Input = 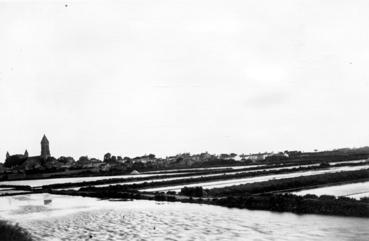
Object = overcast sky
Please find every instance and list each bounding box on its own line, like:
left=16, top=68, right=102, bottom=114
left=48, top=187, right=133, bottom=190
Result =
left=1, top=0, right=369, bottom=160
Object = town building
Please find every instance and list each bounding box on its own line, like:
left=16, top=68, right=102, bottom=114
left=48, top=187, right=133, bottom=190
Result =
left=4, top=135, right=52, bottom=168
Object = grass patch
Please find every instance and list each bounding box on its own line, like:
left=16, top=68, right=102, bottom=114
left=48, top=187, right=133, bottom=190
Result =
left=0, top=220, right=34, bottom=241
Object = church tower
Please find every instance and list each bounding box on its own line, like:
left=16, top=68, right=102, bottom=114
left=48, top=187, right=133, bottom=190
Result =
left=41, top=135, right=50, bottom=159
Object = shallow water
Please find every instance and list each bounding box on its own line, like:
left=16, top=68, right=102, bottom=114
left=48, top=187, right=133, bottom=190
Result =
left=143, top=165, right=369, bottom=192
left=90, top=164, right=315, bottom=189
left=294, top=181, right=369, bottom=199
left=82, top=163, right=369, bottom=190
left=0, top=172, right=184, bottom=187
left=0, top=194, right=368, bottom=241
left=0, top=165, right=316, bottom=190
left=2, top=161, right=367, bottom=189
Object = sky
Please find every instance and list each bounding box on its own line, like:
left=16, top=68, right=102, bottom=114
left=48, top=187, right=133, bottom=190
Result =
left=0, top=0, right=369, bottom=161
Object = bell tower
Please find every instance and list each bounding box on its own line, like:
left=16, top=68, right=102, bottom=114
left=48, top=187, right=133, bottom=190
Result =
left=41, top=135, right=50, bottom=159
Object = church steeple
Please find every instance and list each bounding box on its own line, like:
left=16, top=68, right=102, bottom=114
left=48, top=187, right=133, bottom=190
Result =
left=41, top=135, right=50, bottom=159
left=41, top=135, right=49, bottom=144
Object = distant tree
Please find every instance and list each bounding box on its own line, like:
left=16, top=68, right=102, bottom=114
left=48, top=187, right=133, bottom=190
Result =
left=220, top=154, right=229, bottom=159
left=229, top=153, right=237, bottom=158
left=78, top=156, right=89, bottom=163
left=239, top=154, right=247, bottom=159
left=148, top=154, right=156, bottom=159
left=104, top=153, right=111, bottom=162
left=58, top=156, right=75, bottom=164
left=176, top=157, right=184, bottom=162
